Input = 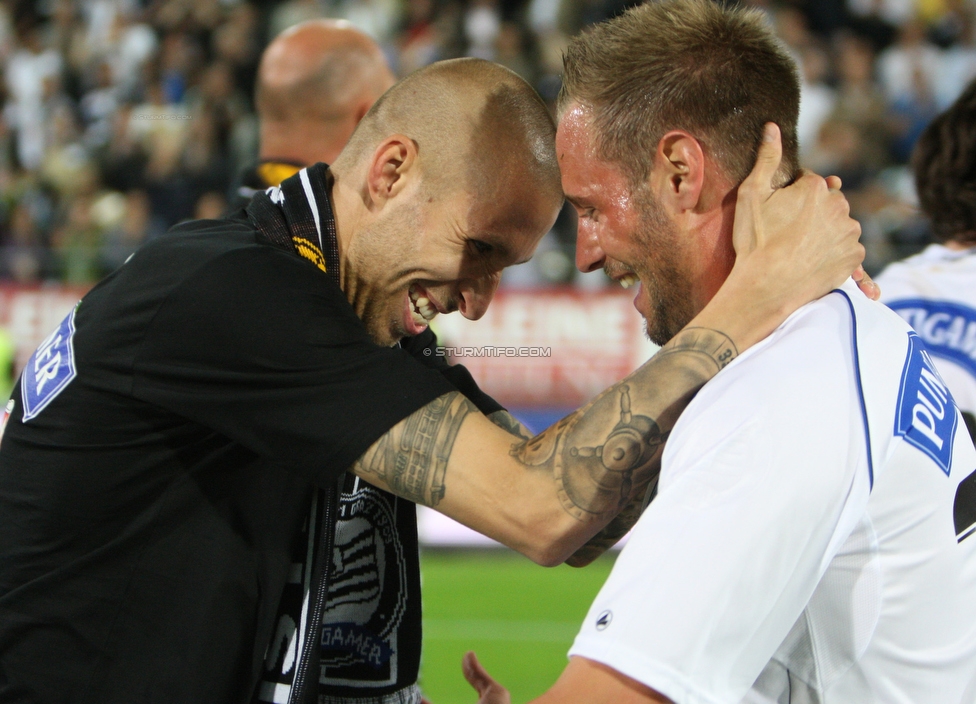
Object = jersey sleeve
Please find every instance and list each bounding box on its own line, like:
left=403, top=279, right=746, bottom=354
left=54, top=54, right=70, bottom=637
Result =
left=130, top=246, right=457, bottom=484
left=400, top=329, right=504, bottom=416
left=568, top=313, right=873, bottom=704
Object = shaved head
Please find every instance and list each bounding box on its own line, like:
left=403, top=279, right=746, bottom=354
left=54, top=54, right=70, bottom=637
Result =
left=256, top=20, right=395, bottom=164
left=328, top=58, right=563, bottom=346
left=334, top=57, right=562, bottom=207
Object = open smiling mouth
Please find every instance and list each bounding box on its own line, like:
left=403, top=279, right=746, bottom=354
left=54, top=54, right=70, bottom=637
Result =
left=408, top=284, right=438, bottom=327
left=618, top=273, right=639, bottom=289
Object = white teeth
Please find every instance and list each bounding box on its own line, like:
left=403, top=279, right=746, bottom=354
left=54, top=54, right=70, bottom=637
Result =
left=418, top=305, right=436, bottom=321
left=618, top=274, right=639, bottom=289
left=408, top=287, right=437, bottom=323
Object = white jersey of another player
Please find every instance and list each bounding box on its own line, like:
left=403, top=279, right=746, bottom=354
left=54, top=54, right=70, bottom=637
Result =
left=569, top=279, right=976, bottom=704
left=877, top=243, right=976, bottom=426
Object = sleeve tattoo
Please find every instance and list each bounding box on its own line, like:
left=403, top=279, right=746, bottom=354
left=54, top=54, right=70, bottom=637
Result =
left=352, top=327, right=735, bottom=554
left=352, top=393, right=476, bottom=506
left=487, top=410, right=532, bottom=440
left=559, top=326, right=737, bottom=564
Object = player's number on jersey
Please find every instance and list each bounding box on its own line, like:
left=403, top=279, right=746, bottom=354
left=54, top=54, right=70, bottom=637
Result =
left=955, top=467, right=976, bottom=543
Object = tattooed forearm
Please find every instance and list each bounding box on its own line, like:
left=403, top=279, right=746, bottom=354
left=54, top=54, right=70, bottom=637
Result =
left=565, top=475, right=659, bottom=567
left=487, top=410, right=532, bottom=441
left=352, top=392, right=476, bottom=506
left=509, top=385, right=667, bottom=521
left=509, top=326, right=737, bottom=558
left=657, top=327, right=738, bottom=370
left=351, top=327, right=736, bottom=561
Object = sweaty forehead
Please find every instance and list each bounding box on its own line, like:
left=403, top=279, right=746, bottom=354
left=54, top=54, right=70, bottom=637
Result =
left=555, top=104, right=599, bottom=158
left=556, top=107, right=627, bottom=202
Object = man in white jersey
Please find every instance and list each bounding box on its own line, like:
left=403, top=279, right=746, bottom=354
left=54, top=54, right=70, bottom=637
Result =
left=462, top=2, right=976, bottom=702
left=877, top=79, right=976, bottom=440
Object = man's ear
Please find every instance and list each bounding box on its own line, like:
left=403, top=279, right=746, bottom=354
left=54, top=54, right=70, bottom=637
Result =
left=366, top=134, right=418, bottom=209
left=652, top=131, right=705, bottom=212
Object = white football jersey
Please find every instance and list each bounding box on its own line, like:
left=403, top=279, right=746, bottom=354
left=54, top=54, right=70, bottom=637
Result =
left=569, top=279, right=976, bottom=704
left=877, top=243, right=976, bottom=421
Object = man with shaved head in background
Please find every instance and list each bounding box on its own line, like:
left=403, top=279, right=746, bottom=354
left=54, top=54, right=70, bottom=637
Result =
left=235, top=19, right=395, bottom=204
left=0, top=55, right=865, bottom=704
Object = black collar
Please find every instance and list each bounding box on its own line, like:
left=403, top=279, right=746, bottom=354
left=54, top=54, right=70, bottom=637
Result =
left=245, top=163, right=341, bottom=288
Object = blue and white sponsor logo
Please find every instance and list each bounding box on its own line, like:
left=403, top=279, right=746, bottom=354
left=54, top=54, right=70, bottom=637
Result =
left=888, top=298, right=976, bottom=378
left=895, top=331, right=958, bottom=475
left=21, top=306, right=79, bottom=422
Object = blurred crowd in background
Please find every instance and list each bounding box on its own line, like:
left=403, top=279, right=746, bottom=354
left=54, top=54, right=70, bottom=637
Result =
left=0, top=0, right=973, bottom=286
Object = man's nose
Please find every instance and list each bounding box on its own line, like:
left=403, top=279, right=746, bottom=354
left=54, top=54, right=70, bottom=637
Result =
left=457, top=275, right=500, bottom=321
left=575, top=223, right=606, bottom=273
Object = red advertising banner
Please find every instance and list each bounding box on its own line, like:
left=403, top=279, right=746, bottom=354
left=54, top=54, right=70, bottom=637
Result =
left=0, top=284, right=91, bottom=375
left=0, top=285, right=655, bottom=411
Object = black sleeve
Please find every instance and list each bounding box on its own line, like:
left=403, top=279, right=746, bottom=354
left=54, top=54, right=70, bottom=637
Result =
left=130, top=246, right=457, bottom=483
left=400, top=329, right=504, bottom=417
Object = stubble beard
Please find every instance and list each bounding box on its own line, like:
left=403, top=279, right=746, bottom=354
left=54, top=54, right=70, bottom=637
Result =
left=350, top=206, right=421, bottom=347
left=630, top=188, right=695, bottom=347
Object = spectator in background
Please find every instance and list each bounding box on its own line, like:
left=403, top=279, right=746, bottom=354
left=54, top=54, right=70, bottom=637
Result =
left=233, top=19, right=394, bottom=205
left=5, top=23, right=62, bottom=170
left=878, top=18, right=941, bottom=106
left=0, top=0, right=973, bottom=287
left=936, top=7, right=976, bottom=110
left=877, top=78, right=976, bottom=439
left=51, top=191, right=101, bottom=284
left=98, top=189, right=164, bottom=276
left=796, top=43, right=836, bottom=159
left=181, top=109, right=232, bottom=199
left=398, top=0, right=444, bottom=74
left=806, top=29, right=890, bottom=242
left=98, top=104, right=148, bottom=194
left=464, top=0, right=502, bottom=59
left=878, top=18, right=940, bottom=162
left=101, top=9, right=159, bottom=100
left=80, top=60, right=120, bottom=150
left=211, top=0, right=261, bottom=84
left=1, top=201, right=47, bottom=282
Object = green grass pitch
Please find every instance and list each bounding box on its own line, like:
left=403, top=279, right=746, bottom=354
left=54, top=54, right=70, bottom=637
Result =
left=418, top=549, right=618, bottom=703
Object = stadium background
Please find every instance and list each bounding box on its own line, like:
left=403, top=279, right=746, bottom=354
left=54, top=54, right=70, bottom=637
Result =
left=0, top=0, right=972, bottom=699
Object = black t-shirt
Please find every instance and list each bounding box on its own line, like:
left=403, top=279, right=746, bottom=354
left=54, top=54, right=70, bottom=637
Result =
left=254, top=331, right=501, bottom=704
left=0, top=215, right=458, bottom=704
